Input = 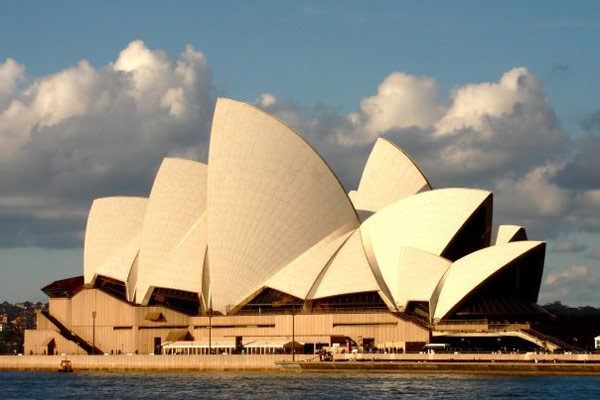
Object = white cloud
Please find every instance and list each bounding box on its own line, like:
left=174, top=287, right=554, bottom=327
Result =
left=256, top=93, right=277, bottom=108
left=112, top=40, right=211, bottom=119
left=1, top=42, right=599, bottom=303
left=335, top=67, right=562, bottom=155
left=0, top=40, right=214, bottom=247
left=576, top=189, right=600, bottom=210
left=435, top=67, right=548, bottom=137
left=545, top=264, right=588, bottom=286
left=588, top=245, right=600, bottom=260
left=113, top=40, right=172, bottom=105
left=492, top=164, right=571, bottom=218
left=552, top=239, right=586, bottom=253
left=30, top=60, right=102, bottom=126
left=354, top=72, right=441, bottom=130
left=343, top=72, right=441, bottom=144
left=0, top=58, right=25, bottom=108
left=539, top=264, right=600, bottom=305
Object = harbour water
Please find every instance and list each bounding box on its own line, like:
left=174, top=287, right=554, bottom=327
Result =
left=1, top=371, right=599, bottom=399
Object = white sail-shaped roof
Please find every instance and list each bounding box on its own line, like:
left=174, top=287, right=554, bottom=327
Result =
left=136, top=158, right=208, bottom=304
left=361, top=188, right=492, bottom=297
left=431, top=241, right=545, bottom=322
left=394, top=247, right=452, bottom=310
left=83, top=196, right=147, bottom=285
left=264, top=229, right=354, bottom=300
left=126, top=254, right=139, bottom=302
left=352, top=138, right=431, bottom=213
left=207, top=98, right=359, bottom=312
left=491, top=224, right=527, bottom=245
left=310, top=229, right=384, bottom=301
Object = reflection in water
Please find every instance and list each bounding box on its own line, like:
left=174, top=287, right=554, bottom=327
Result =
left=1, top=371, right=599, bottom=399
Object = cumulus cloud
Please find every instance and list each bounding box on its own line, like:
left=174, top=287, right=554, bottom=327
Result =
left=545, top=264, right=589, bottom=286
left=1, top=42, right=598, bottom=263
left=2, top=43, right=600, bottom=304
left=539, top=264, right=600, bottom=305
left=326, top=68, right=566, bottom=189
left=0, top=40, right=213, bottom=247
left=588, top=245, right=600, bottom=260
left=553, top=110, right=600, bottom=190
left=344, top=72, right=442, bottom=143
left=553, top=136, right=600, bottom=190
left=435, top=68, right=551, bottom=137
left=494, top=164, right=571, bottom=220
left=0, top=58, right=25, bottom=109
left=552, top=240, right=586, bottom=253
left=254, top=69, right=600, bottom=247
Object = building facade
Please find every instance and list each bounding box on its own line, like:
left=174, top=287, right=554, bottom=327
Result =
left=26, top=98, right=550, bottom=356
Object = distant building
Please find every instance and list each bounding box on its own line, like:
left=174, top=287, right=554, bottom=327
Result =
left=595, top=336, right=600, bottom=350
left=27, top=99, right=555, bottom=356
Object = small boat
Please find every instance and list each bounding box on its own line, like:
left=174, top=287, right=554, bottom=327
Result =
left=58, top=359, right=73, bottom=373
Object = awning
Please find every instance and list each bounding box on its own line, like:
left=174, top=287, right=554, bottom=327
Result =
left=41, top=276, right=84, bottom=298
left=243, top=339, right=304, bottom=349
left=145, top=311, right=166, bottom=322
left=162, top=338, right=236, bottom=349
left=165, top=330, right=193, bottom=342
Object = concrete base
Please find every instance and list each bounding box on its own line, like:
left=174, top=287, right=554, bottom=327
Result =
left=277, top=360, right=600, bottom=375
left=0, top=354, right=313, bottom=371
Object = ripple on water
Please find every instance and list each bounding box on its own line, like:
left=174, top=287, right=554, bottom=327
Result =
left=0, top=371, right=599, bottom=400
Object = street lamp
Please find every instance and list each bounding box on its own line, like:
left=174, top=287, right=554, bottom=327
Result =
left=292, top=307, right=295, bottom=362
left=208, top=307, right=212, bottom=355
left=92, top=311, right=97, bottom=355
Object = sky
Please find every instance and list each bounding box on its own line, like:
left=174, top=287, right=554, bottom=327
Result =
left=0, top=1, right=599, bottom=305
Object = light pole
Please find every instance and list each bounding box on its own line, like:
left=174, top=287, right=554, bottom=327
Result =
left=92, top=311, right=97, bottom=355
left=292, top=307, right=295, bottom=361
left=208, top=307, right=212, bottom=355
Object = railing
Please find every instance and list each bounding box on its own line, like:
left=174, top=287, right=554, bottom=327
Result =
left=488, top=322, right=531, bottom=331
left=520, top=328, right=583, bottom=352
left=433, top=319, right=489, bottom=332
left=390, top=312, right=431, bottom=329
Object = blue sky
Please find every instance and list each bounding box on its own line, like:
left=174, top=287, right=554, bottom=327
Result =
left=0, top=1, right=599, bottom=304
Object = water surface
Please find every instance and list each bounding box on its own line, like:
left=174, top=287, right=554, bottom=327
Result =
left=1, top=371, right=598, bottom=399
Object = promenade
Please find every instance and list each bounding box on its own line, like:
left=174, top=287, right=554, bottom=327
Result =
left=1, top=353, right=600, bottom=374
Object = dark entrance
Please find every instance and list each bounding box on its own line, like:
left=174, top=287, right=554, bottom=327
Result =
left=362, top=338, right=375, bottom=352
left=47, top=338, right=56, bottom=356
left=154, top=337, right=162, bottom=355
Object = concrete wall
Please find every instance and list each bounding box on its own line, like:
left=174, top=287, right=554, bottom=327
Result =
left=2, top=353, right=600, bottom=372
left=0, top=354, right=314, bottom=371
left=24, top=331, right=86, bottom=356
left=33, top=289, right=431, bottom=355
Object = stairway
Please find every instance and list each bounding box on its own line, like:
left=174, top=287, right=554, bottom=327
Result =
left=518, top=328, right=583, bottom=352
left=41, top=310, right=102, bottom=355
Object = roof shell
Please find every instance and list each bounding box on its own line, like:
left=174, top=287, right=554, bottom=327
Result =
left=310, top=229, right=383, bottom=301
left=361, top=188, right=492, bottom=304
left=431, top=241, right=545, bottom=322
left=264, top=228, right=354, bottom=300
left=83, top=196, right=148, bottom=285
left=394, top=247, right=451, bottom=310
left=207, top=98, right=359, bottom=312
left=353, top=138, right=431, bottom=213
left=136, top=158, right=208, bottom=304
left=491, top=224, right=527, bottom=245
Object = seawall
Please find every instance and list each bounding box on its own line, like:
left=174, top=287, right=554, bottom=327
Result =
left=0, top=354, right=313, bottom=371
left=1, top=353, right=600, bottom=374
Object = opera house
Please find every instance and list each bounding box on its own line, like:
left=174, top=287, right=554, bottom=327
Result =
left=26, top=98, right=556, bottom=356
